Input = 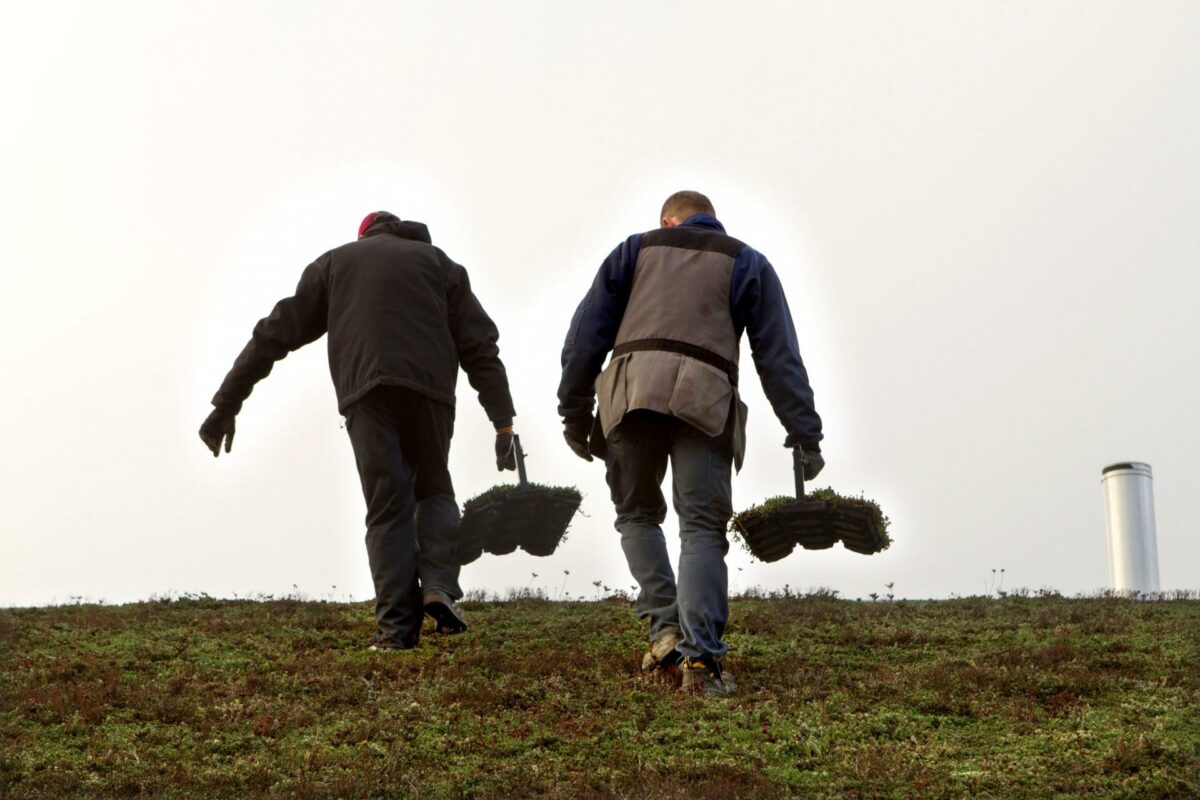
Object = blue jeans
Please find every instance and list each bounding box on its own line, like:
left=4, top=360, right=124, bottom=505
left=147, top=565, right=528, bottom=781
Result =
left=604, top=410, right=734, bottom=660
left=345, top=387, right=462, bottom=647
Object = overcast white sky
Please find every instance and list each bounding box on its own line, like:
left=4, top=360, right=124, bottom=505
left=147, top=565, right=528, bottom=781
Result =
left=2, top=2, right=1197, bottom=607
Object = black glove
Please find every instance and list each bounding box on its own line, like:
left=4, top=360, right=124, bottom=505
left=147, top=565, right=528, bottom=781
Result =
left=801, top=448, right=825, bottom=481
left=562, top=416, right=593, bottom=462
left=199, top=408, right=236, bottom=457
left=495, top=430, right=516, bottom=471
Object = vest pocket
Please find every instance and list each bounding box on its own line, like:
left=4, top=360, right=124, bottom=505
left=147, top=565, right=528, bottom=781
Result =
left=595, top=354, right=630, bottom=434
left=667, top=357, right=734, bottom=438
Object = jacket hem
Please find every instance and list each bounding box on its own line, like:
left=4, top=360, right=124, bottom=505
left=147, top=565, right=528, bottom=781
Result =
left=338, top=377, right=456, bottom=414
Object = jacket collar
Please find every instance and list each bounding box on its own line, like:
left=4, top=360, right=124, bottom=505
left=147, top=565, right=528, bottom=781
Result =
left=680, top=213, right=726, bottom=233
left=362, top=212, right=432, bottom=244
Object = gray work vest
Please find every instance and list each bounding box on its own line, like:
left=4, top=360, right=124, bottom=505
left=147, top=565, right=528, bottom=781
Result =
left=595, top=226, right=749, bottom=469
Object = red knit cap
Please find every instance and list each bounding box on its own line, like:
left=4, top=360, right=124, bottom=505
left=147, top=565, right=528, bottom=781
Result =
left=358, top=212, right=381, bottom=239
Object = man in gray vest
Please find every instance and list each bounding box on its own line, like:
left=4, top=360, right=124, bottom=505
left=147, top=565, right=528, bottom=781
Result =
left=558, top=191, right=824, bottom=696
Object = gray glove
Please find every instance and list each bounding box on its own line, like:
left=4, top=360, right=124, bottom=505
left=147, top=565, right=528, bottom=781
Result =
left=495, top=430, right=517, bottom=471
left=199, top=408, right=236, bottom=457
left=801, top=448, right=825, bottom=481
left=562, top=416, right=593, bottom=462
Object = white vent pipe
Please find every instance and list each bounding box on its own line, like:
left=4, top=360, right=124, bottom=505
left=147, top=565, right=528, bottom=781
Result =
left=1101, top=462, right=1159, bottom=593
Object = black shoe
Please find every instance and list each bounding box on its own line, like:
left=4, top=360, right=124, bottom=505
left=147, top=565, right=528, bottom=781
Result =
left=423, top=590, right=468, bottom=634
left=680, top=656, right=737, bottom=698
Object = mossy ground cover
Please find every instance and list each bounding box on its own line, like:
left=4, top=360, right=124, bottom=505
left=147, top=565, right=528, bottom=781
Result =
left=731, top=489, right=892, bottom=559
left=459, top=485, right=583, bottom=562
left=461, top=484, right=581, bottom=516
left=2, top=593, right=1198, bottom=799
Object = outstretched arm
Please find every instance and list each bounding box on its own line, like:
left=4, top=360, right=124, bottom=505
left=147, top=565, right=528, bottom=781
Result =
left=446, top=260, right=516, bottom=429
left=446, top=260, right=520, bottom=472
left=732, top=249, right=823, bottom=450
left=201, top=256, right=330, bottom=456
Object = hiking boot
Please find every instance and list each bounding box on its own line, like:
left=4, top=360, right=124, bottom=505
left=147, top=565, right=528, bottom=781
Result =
left=423, top=590, right=468, bottom=634
left=641, top=629, right=684, bottom=671
left=680, top=656, right=737, bottom=698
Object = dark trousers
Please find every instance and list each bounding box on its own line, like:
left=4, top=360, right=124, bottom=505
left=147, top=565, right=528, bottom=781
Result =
left=604, top=410, right=734, bottom=660
left=344, top=386, right=460, bottom=647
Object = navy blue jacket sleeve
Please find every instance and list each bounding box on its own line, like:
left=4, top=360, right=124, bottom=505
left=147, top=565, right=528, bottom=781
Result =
left=212, top=255, right=331, bottom=415
left=731, top=248, right=823, bottom=449
left=557, top=235, right=642, bottom=420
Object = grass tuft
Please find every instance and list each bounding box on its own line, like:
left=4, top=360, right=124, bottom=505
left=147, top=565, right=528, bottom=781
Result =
left=729, top=488, right=892, bottom=555
left=462, top=483, right=582, bottom=514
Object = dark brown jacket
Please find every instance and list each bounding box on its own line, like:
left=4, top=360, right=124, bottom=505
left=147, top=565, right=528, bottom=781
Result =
left=212, top=215, right=515, bottom=425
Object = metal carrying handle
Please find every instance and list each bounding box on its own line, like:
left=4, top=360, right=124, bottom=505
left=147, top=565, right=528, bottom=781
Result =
left=793, top=446, right=806, bottom=499
left=514, top=433, right=529, bottom=488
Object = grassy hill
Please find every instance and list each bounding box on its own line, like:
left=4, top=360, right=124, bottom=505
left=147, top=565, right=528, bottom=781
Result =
left=2, top=592, right=1197, bottom=799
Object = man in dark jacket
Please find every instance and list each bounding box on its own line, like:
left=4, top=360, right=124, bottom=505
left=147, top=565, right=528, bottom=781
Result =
left=558, top=191, right=824, bottom=696
left=200, top=211, right=517, bottom=650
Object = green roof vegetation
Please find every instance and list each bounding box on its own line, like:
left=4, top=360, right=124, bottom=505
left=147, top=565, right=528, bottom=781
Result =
left=2, top=593, right=1197, bottom=798
left=730, top=488, right=892, bottom=554
left=463, top=483, right=582, bottom=515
